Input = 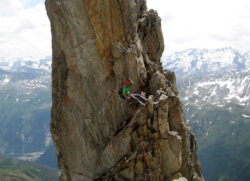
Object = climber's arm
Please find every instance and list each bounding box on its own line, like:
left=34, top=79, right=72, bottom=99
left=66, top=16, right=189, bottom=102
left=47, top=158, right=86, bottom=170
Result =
left=123, top=94, right=130, bottom=100
left=128, top=77, right=134, bottom=85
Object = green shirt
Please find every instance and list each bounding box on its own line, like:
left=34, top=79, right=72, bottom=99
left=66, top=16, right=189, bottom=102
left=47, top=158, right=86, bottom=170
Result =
left=122, top=83, right=133, bottom=96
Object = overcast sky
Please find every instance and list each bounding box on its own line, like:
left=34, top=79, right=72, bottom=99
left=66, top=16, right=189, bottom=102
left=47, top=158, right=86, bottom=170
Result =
left=0, top=0, right=249, bottom=58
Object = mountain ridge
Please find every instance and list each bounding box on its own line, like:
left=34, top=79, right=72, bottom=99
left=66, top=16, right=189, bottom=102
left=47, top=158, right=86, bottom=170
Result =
left=0, top=56, right=52, bottom=161
left=177, top=67, right=250, bottom=112
left=162, top=47, right=250, bottom=80
left=0, top=56, right=52, bottom=73
left=166, top=48, right=250, bottom=181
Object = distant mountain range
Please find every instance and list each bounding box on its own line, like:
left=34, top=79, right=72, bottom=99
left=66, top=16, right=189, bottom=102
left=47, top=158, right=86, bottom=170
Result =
left=0, top=56, right=53, bottom=162
left=162, top=47, right=250, bottom=80
left=0, top=56, right=51, bottom=73
left=176, top=69, right=250, bottom=180
left=0, top=152, right=59, bottom=180
left=161, top=48, right=250, bottom=181
left=178, top=67, right=250, bottom=114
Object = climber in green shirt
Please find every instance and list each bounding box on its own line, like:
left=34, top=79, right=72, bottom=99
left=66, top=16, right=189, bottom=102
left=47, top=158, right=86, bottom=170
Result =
left=123, top=78, right=148, bottom=107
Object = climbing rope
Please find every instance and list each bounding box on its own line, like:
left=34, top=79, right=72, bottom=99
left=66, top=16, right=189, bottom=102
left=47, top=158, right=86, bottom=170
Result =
left=125, top=0, right=134, bottom=112
left=142, top=141, right=152, bottom=181
left=132, top=106, right=152, bottom=181
left=125, top=0, right=130, bottom=78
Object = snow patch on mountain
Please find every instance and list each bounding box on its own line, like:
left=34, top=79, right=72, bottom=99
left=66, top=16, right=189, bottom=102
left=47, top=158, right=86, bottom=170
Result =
left=177, top=67, right=250, bottom=111
left=162, top=48, right=250, bottom=80
left=242, top=114, right=250, bottom=118
left=3, top=77, right=10, bottom=85
left=0, top=56, right=52, bottom=73
left=0, top=56, right=52, bottom=106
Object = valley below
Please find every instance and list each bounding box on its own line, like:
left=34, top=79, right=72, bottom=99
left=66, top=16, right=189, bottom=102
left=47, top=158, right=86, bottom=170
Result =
left=177, top=71, right=250, bottom=180
left=0, top=57, right=54, bottom=163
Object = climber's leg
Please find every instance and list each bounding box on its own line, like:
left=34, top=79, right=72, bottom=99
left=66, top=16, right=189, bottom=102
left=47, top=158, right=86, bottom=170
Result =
left=129, top=93, right=144, bottom=107
left=133, top=94, right=148, bottom=102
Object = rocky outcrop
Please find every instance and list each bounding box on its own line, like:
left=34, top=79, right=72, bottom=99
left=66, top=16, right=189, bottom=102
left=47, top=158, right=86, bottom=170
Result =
left=45, top=0, right=204, bottom=180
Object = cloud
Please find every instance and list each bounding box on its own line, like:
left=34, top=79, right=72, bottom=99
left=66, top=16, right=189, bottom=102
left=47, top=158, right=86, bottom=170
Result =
left=161, top=13, right=174, bottom=23
left=147, top=0, right=250, bottom=55
left=0, top=1, right=51, bottom=58
left=0, top=0, right=23, bottom=16
left=0, top=0, right=249, bottom=58
left=0, top=0, right=23, bottom=10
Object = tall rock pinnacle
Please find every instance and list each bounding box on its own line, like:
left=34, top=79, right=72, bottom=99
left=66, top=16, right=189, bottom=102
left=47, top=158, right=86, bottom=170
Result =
left=45, top=0, right=204, bottom=180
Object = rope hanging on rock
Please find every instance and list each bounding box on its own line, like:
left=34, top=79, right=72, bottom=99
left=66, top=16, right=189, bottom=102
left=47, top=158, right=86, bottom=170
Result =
left=142, top=141, right=153, bottom=181
left=132, top=107, right=152, bottom=181
left=125, top=0, right=130, bottom=78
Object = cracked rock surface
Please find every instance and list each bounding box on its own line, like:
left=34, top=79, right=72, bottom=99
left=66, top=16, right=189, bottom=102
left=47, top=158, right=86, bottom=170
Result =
left=45, top=0, right=204, bottom=180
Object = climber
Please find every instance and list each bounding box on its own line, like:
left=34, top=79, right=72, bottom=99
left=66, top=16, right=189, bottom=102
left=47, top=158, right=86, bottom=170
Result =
left=122, top=78, right=148, bottom=107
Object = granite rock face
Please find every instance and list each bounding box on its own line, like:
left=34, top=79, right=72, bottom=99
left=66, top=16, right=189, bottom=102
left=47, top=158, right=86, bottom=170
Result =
left=45, top=0, right=204, bottom=180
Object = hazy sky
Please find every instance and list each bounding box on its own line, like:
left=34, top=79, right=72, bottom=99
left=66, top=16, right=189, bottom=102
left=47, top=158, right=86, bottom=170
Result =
left=0, top=0, right=249, bottom=58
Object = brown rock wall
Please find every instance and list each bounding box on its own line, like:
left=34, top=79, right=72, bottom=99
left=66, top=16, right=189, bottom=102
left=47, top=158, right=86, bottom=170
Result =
left=46, top=0, right=204, bottom=180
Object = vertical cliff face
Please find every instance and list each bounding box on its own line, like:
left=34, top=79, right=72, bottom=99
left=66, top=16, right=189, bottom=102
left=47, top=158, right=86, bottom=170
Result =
left=45, top=0, right=204, bottom=180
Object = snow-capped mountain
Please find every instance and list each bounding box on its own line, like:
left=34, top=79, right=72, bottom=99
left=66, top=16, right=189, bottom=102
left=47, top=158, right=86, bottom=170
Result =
left=0, top=56, right=52, bottom=75
left=175, top=60, right=250, bottom=181
left=0, top=56, right=52, bottom=160
left=162, top=47, right=250, bottom=80
left=177, top=67, right=250, bottom=115
left=0, top=56, right=52, bottom=103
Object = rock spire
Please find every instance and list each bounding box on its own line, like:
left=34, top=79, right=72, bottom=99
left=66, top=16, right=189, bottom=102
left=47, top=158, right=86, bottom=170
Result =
left=45, top=0, right=204, bottom=180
